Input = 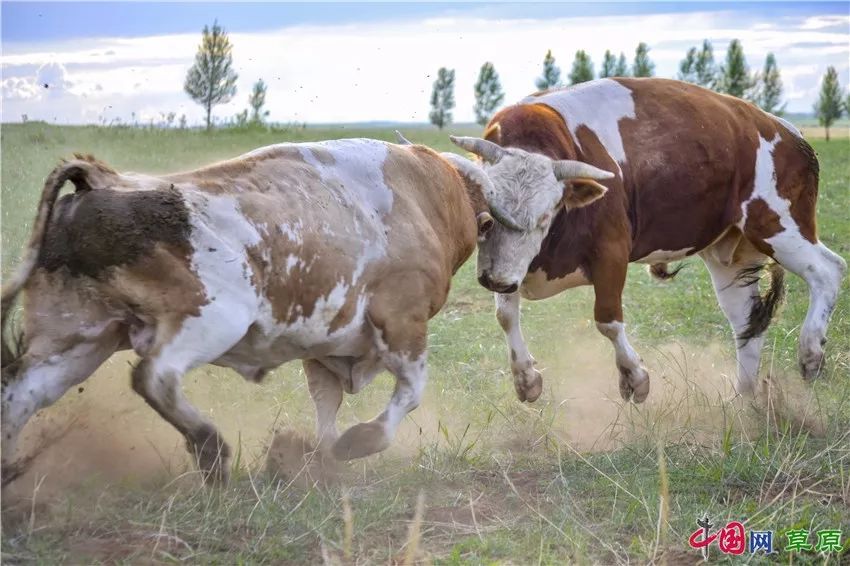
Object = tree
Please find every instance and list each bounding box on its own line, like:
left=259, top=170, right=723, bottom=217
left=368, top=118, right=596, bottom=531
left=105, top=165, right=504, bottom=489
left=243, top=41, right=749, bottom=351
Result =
left=473, top=62, right=505, bottom=126
left=568, top=50, right=595, bottom=85
left=815, top=66, right=843, bottom=141
left=632, top=42, right=655, bottom=77
left=718, top=39, right=754, bottom=98
left=614, top=52, right=630, bottom=77
left=248, top=79, right=270, bottom=124
left=753, top=53, right=784, bottom=114
left=600, top=50, right=617, bottom=78
left=535, top=50, right=561, bottom=90
left=680, top=40, right=720, bottom=89
left=184, top=21, right=238, bottom=130
left=429, top=67, right=455, bottom=130
left=678, top=47, right=698, bottom=83
left=695, top=40, right=718, bottom=89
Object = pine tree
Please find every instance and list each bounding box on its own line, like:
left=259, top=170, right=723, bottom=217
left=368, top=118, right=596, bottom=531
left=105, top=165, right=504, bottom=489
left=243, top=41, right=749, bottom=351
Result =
left=678, top=47, right=698, bottom=83
left=535, top=50, right=561, bottom=90
left=718, top=39, right=754, bottom=98
left=473, top=62, right=505, bottom=126
left=600, top=50, right=617, bottom=78
left=632, top=42, right=655, bottom=77
left=753, top=53, right=784, bottom=114
left=695, top=40, right=718, bottom=89
left=248, top=79, right=270, bottom=124
left=568, top=50, right=595, bottom=85
left=815, top=66, right=843, bottom=141
left=184, top=21, right=238, bottom=130
left=614, top=52, right=629, bottom=77
left=429, top=67, right=455, bottom=130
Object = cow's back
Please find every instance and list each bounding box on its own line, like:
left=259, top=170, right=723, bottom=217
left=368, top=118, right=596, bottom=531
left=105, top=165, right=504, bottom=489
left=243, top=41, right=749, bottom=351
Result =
left=515, top=78, right=813, bottom=260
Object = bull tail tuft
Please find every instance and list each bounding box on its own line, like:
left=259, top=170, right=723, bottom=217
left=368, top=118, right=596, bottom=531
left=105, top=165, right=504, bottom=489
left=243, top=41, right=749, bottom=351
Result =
left=649, top=262, right=684, bottom=281
left=736, top=262, right=785, bottom=344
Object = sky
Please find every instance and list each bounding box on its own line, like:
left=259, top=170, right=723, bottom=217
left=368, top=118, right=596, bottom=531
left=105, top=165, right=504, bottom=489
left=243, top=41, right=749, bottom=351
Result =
left=2, top=2, right=848, bottom=126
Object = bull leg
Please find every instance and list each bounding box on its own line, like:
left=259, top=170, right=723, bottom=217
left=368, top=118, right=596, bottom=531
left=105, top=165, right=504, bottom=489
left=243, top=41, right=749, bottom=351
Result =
left=592, top=256, right=650, bottom=403
left=304, top=359, right=343, bottom=452
left=131, top=360, right=232, bottom=485
left=764, top=240, right=846, bottom=379
left=332, top=275, right=430, bottom=461
left=131, top=309, right=253, bottom=485
left=700, top=253, right=767, bottom=395
left=495, top=292, right=543, bottom=402
left=331, top=351, right=426, bottom=461
left=1, top=332, right=121, bottom=481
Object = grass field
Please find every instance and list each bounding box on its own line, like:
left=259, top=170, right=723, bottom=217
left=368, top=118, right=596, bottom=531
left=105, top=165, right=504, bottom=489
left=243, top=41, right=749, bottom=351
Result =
left=1, top=122, right=848, bottom=564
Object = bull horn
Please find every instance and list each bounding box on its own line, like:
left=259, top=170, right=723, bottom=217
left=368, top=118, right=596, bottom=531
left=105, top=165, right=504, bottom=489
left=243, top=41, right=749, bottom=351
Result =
left=394, top=130, right=413, bottom=145
left=487, top=203, right=524, bottom=232
left=449, top=136, right=505, bottom=164
left=552, top=160, right=615, bottom=181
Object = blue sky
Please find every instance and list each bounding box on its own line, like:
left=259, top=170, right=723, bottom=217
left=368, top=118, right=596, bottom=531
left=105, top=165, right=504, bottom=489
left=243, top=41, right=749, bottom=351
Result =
left=2, top=2, right=848, bottom=124
left=3, top=3, right=844, bottom=42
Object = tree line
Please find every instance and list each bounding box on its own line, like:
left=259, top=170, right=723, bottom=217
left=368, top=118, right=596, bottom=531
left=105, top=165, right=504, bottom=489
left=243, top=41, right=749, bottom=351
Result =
left=181, top=22, right=848, bottom=140
left=431, top=42, right=850, bottom=140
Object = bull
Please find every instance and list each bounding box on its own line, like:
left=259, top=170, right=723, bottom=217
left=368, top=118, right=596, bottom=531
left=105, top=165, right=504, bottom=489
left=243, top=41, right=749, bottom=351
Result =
left=451, top=78, right=846, bottom=402
left=0, top=137, right=607, bottom=485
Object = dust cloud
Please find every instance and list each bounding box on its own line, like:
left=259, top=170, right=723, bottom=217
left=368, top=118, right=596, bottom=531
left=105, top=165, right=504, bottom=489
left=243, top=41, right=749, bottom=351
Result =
left=2, top=323, right=824, bottom=503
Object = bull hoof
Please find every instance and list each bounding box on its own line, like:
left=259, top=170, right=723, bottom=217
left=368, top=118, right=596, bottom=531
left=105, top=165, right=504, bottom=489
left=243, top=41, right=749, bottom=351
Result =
left=332, top=421, right=390, bottom=461
left=191, top=430, right=231, bottom=486
left=619, top=366, right=650, bottom=403
left=799, top=349, right=824, bottom=381
left=512, top=364, right=543, bottom=403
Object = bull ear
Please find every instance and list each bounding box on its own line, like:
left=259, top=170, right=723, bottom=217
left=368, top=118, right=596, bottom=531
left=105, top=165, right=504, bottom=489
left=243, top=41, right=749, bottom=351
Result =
left=477, top=211, right=495, bottom=236
left=562, top=178, right=608, bottom=209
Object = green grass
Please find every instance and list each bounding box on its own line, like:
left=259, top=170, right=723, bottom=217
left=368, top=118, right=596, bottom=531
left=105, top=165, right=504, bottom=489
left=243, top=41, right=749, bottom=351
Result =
left=1, top=123, right=848, bottom=564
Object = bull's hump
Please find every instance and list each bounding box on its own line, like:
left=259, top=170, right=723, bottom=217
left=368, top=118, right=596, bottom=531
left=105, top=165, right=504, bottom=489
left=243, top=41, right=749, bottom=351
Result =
left=521, top=79, right=636, bottom=165
left=297, top=139, right=394, bottom=218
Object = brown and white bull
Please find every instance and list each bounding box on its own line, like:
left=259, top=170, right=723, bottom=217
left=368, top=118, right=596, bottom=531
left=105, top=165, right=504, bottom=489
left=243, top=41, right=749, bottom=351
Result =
left=0, top=137, right=607, bottom=484
left=451, top=78, right=846, bottom=402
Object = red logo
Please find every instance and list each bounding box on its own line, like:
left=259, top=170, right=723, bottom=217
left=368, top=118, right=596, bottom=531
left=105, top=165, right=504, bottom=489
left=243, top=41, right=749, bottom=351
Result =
left=718, top=521, right=746, bottom=555
left=688, top=517, right=746, bottom=555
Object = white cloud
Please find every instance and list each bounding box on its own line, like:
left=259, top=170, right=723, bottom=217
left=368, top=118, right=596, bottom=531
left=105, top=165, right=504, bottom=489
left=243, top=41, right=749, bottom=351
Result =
left=799, top=14, right=850, bottom=31
left=1, top=76, right=40, bottom=100
left=2, top=9, right=848, bottom=125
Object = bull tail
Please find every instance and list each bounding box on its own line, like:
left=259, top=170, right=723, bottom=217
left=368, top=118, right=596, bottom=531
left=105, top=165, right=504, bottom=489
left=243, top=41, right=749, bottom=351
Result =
left=2, top=156, right=114, bottom=369
left=649, top=262, right=684, bottom=281
left=736, top=262, right=786, bottom=344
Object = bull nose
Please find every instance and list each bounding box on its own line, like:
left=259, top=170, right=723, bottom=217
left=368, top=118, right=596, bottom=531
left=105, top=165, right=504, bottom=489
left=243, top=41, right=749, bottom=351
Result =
left=478, top=272, right=519, bottom=294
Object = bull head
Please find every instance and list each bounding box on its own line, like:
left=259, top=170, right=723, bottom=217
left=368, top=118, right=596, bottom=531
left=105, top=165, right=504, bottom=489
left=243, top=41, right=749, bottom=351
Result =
left=449, top=135, right=615, bottom=293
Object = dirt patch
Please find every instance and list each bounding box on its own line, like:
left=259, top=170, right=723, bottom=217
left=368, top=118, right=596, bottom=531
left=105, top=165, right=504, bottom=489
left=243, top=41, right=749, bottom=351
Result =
left=488, top=327, right=826, bottom=456
left=265, top=429, right=340, bottom=488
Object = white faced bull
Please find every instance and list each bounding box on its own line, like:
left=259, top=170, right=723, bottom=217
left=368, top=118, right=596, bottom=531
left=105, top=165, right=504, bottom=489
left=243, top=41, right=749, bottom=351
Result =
left=450, top=136, right=614, bottom=294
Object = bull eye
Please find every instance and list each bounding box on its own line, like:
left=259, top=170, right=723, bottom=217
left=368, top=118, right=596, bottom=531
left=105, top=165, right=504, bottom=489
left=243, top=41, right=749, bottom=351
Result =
left=477, top=212, right=495, bottom=236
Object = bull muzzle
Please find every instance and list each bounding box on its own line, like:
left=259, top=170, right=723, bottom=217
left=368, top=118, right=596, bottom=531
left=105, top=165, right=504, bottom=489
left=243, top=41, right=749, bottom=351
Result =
left=478, top=271, right=518, bottom=294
